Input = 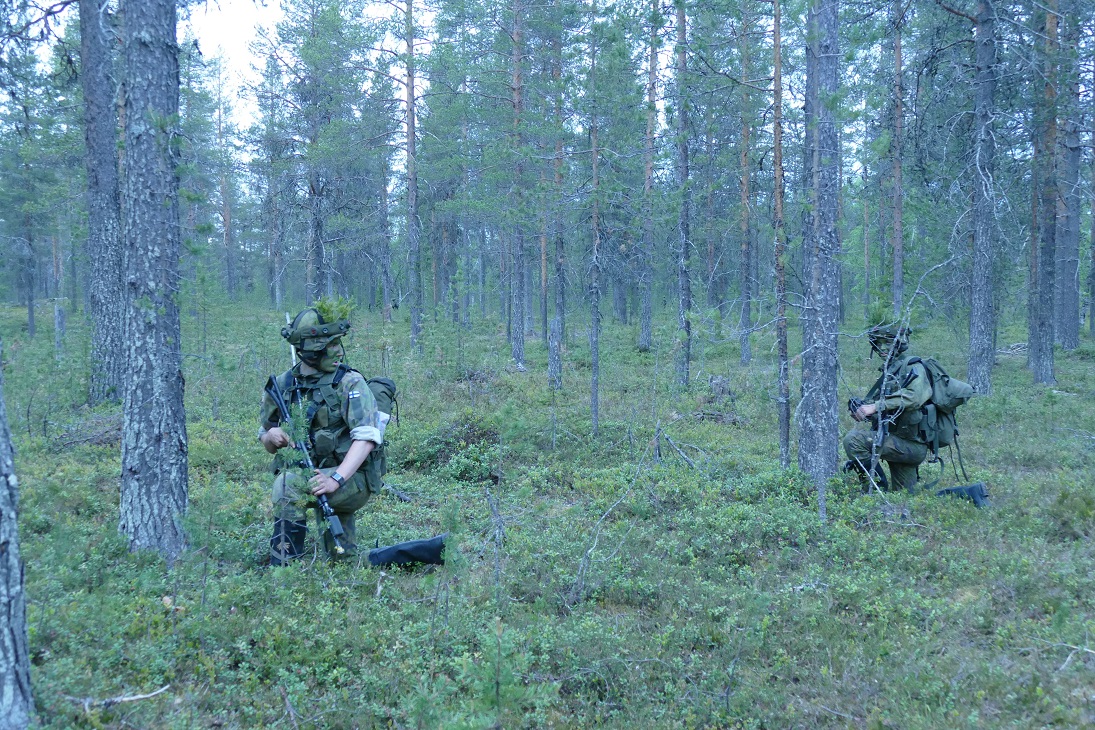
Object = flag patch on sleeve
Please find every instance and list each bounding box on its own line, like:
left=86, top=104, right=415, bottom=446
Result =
left=349, top=391, right=361, bottom=399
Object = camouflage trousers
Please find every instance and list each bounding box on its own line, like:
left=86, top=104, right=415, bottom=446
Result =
left=843, top=428, right=928, bottom=492
left=271, top=467, right=372, bottom=560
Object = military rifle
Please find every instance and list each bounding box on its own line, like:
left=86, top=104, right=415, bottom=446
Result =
left=264, top=376, right=346, bottom=555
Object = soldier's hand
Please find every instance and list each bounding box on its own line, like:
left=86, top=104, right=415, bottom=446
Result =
left=309, top=470, right=340, bottom=496
left=853, top=402, right=878, bottom=422
left=261, top=427, right=291, bottom=453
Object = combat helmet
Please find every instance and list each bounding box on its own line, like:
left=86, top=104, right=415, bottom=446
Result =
left=867, top=322, right=910, bottom=358
left=282, top=308, right=351, bottom=367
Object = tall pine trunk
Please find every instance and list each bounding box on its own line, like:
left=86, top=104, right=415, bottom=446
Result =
left=379, top=155, right=394, bottom=322
left=0, top=337, right=32, bottom=729
left=738, top=10, right=752, bottom=365
left=639, top=0, right=660, bottom=353
left=119, top=0, right=189, bottom=563
left=1089, top=135, right=1095, bottom=338
left=552, top=5, right=567, bottom=345
left=967, top=0, right=998, bottom=394
left=1030, top=1, right=1058, bottom=384
left=773, top=0, right=791, bottom=469
left=81, top=0, right=125, bottom=405
left=509, top=0, right=526, bottom=369
left=589, top=26, right=602, bottom=438
left=891, top=0, right=905, bottom=316
left=1054, top=5, right=1081, bottom=351
left=406, top=0, right=423, bottom=352
left=674, top=2, right=692, bottom=389
left=798, top=0, right=841, bottom=521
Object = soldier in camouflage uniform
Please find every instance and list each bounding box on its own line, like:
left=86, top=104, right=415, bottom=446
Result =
left=843, top=324, right=933, bottom=492
left=259, top=309, right=386, bottom=563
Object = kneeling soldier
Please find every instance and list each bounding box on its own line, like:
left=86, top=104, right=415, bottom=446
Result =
left=259, top=308, right=384, bottom=563
left=843, top=323, right=932, bottom=492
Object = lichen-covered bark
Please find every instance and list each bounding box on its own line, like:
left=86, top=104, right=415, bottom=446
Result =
left=967, top=0, right=998, bottom=395
left=119, top=0, right=189, bottom=564
left=81, top=0, right=125, bottom=405
left=0, top=338, right=32, bottom=729
left=1055, top=6, right=1081, bottom=352
left=798, top=0, right=841, bottom=521
left=1030, top=1, right=1058, bottom=385
left=674, top=2, right=692, bottom=389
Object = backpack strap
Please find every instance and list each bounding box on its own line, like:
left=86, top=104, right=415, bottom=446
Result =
left=331, top=363, right=357, bottom=387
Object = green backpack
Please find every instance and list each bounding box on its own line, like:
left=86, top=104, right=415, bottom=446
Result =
left=363, top=376, right=398, bottom=494
left=329, top=369, right=399, bottom=495
left=910, top=357, right=975, bottom=454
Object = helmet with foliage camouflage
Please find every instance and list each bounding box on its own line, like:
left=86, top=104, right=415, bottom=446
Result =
left=282, top=308, right=351, bottom=367
left=867, top=322, right=910, bottom=357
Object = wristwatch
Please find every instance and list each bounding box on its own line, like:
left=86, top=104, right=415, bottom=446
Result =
left=331, top=472, right=346, bottom=488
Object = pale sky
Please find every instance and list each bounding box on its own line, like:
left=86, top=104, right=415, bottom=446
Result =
left=184, top=0, right=284, bottom=125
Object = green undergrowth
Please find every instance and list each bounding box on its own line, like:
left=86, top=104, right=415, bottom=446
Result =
left=2, top=302, right=1093, bottom=728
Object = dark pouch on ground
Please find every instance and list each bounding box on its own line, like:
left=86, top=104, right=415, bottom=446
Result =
left=368, top=534, right=447, bottom=568
left=936, top=482, right=989, bottom=508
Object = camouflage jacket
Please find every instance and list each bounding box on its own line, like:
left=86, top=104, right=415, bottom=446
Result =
left=260, top=363, right=383, bottom=469
left=866, top=353, right=932, bottom=443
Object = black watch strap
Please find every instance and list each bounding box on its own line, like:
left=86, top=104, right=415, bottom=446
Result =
left=331, top=472, right=346, bottom=487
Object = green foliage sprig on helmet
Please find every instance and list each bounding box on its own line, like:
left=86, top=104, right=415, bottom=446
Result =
left=867, top=322, right=911, bottom=357
left=282, top=297, right=356, bottom=370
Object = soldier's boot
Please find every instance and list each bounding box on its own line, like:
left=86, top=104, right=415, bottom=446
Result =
left=322, top=524, right=358, bottom=561
left=843, top=459, right=888, bottom=491
left=936, top=482, right=990, bottom=509
left=270, top=518, right=307, bottom=566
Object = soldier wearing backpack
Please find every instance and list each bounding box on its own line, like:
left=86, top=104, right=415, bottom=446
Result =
left=843, top=323, right=933, bottom=492
left=259, top=307, right=388, bottom=563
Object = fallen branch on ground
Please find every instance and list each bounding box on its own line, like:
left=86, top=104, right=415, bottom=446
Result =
left=65, top=685, right=171, bottom=714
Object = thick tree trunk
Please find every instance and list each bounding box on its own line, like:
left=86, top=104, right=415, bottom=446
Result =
left=509, top=0, right=526, bottom=369
left=590, top=17, right=602, bottom=438
left=53, top=236, right=65, bottom=362
left=891, top=0, right=904, bottom=317
left=406, top=0, right=422, bottom=352
left=552, top=7, right=567, bottom=346
left=0, top=337, right=32, bottom=730
left=1055, top=121, right=1080, bottom=351
left=306, top=165, right=325, bottom=304
left=1054, top=8, right=1081, bottom=351
left=265, top=165, right=284, bottom=310
left=1090, top=143, right=1095, bottom=338
left=674, top=3, right=692, bottom=389
left=81, top=0, right=125, bottom=405
left=379, top=155, right=394, bottom=321
left=463, top=226, right=472, bottom=326
left=21, top=233, right=35, bottom=340
left=222, top=177, right=236, bottom=299
left=967, top=0, right=998, bottom=394
left=1030, top=2, right=1058, bottom=384
left=540, top=171, right=549, bottom=342
left=798, top=0, right=841, bottom=521
left=862, top=183, right=870, bottom=318
left=120, top=0, right=189, bottom=564
left=739, top=16, right=752, bottom=365
left=773, top=0, right=791, bottom=470
left=639, top=0, right=659, bottom=353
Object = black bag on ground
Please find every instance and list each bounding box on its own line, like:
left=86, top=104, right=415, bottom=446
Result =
left=368, top=534, right=446, bottom=567
left=936, top=482, right=990, bottom=509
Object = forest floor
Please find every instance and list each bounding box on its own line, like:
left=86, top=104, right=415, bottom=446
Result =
left=2, top=300, right=1094, bottom=729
